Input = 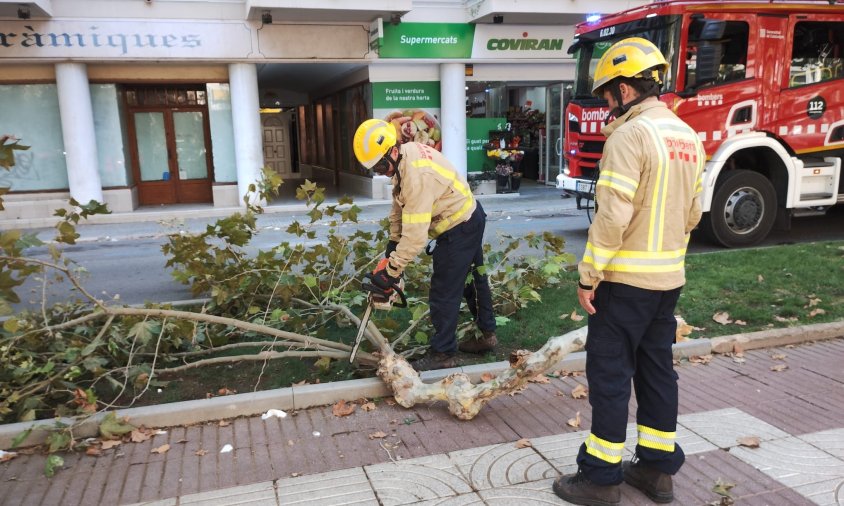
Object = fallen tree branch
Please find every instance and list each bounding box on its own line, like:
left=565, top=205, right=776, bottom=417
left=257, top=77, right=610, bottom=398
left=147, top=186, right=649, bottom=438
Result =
left=376, top=326, right=588, bottom=420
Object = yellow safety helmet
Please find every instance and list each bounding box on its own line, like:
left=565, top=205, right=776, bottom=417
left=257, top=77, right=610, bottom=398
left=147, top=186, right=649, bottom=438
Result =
left=591, top=37, right=668, bottom=96
left=353, top=119, right=397, bottom=169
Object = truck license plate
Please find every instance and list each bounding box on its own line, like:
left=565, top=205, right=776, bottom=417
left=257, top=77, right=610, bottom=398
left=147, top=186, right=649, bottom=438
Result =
left=576, top=180, right=592, bottom=193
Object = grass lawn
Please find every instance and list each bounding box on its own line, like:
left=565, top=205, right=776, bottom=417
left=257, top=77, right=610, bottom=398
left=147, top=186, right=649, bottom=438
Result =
left=132, top=240, right=844, bottom=407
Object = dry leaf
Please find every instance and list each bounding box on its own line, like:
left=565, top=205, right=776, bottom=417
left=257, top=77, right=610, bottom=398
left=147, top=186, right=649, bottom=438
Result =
left=737, top=436, right=760, bottom=448
left=808, top=308, right=826, bottom=317
left=731, top=355, right=746, bottom=364
left=757, top=274, right=764, bottom=283
left=480, top=372, right=496, bottom=382
left=384, top=399, right=396, bottom=406
left=571, top=371, right=584, bottom=377
left=217, top=388, right=236, bottom=396
left=361, top=402, right=377, bottom=412
left=770, top=353, right=787, bottom=360
left=528, top=375, right=551, bottom=384
left=771, top=364, right=789, bottom=372
left=774, top=315, right=798, bottom=322
left=219, top=420, right=231, bottom=427
left=85, top=447, right=101, bottom=457
left=151, top=444, right=170, bottom=454
left=559, top=313, right=569, bottom=320
left=290, top=472, right=300, bottom=477
left=689, top=355, right=713, bottom=365
left=292, top=380, right=308, bottom=387
left=567, top=411, right=581, bottom=428
left=571, top=384, right=588, bottom=399
left=733, top=343, right=744, bottom=355
left=712, top=311, right=733, bottom=325
left=734, top=320, right=747, bottom=326
left=130, top=429, right=152, bottom=443
left=807, top=297, right=822, bottom=307
left=570, top=310, right=584, bottom=322
left=195, top=449, right=208, bottom=456
left=555, top=390, right=566, bottom=397
left=712, top=478, right=736, bottom=496
left=675, top=315, right=693, bottom=342
left=515, top=438, right=532, bottom=449
left=100, top=440, right=122, bottom=450
left=368, top=431, right=387, bottom=439
left=332, top=400, right=356, bottom=417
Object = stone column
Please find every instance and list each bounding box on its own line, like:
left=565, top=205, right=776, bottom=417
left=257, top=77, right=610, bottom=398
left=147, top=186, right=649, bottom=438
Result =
left=439, top=63, right=467, bottom=178
left=228, top=63, right=264, bottom=205
left=55, top=63, right=103, bottom=204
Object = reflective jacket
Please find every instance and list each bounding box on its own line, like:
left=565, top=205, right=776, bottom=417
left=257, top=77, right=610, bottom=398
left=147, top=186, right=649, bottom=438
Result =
left=386, top=142, right=476, bottom=277
left=578, top=100, right=705, bottom=291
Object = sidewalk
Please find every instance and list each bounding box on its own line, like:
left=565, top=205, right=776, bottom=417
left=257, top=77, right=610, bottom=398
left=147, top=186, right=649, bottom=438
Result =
left=2, top=332, right=843, bottom=506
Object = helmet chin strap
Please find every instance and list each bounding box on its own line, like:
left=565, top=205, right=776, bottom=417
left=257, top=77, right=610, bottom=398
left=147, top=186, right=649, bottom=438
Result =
left=608, top=79, right=656, bottom=119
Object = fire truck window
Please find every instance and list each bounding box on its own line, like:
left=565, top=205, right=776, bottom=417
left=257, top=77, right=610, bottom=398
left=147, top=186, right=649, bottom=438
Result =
left=790, top=21, right=844, bottom=88
left=685, top=21, right=749, bottom=88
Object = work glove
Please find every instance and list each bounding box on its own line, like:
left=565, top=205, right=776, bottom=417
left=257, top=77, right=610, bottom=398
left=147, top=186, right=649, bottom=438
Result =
left=385, top=240, right=398, bottom=259
left=368, top=266, right=400, bottom=291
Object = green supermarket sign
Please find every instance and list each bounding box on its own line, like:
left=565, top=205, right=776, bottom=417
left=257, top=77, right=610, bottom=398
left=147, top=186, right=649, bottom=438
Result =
left=380, top=23, right=475, bottom=58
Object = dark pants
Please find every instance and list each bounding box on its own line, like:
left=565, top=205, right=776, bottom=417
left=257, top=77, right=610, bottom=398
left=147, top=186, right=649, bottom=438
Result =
left=577, top=281, right=685, bottom=485
left=429, top=202, right=496, bottom=354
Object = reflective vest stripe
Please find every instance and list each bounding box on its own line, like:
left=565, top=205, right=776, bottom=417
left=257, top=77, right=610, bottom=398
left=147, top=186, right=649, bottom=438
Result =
left=597, top=170, right=638, bottom=199
left=585, top=433, right=624, bottom=464
left=637, top=424, right=676, bottom=453
left=640, top=117, right=671, bottom=252
left=583, top=241, right=687, bottom=273
left=411, top=159, right=474, bottom=236
left=402, top=212, right=432, bottom=224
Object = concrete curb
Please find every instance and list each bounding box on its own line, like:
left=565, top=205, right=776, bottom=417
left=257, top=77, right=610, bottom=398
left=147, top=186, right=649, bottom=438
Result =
left=1, top=322, right=840, bottom=450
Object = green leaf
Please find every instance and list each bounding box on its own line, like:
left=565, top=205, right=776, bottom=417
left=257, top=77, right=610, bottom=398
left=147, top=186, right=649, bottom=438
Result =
left=303, top=275, right=317, bottom=288
left=247, top=305, right=261, bottom=315
left=414, top=332, right=429, bottom=345
left=10, top=427, right=32, bottom=448
left=314, top=356, right=331, bottom=372
left=128, top=320, right=158, bottom=345
left=44, top=455, right=64, bottom=477
left=45, top=430, right=72, bottom=453
left=99, top=412, right=136, bottom=440
left=81, top=336, right=102, bottom=356
left=494, top=316, right=511, bottom=326
left=3, top=317, right=19, bottom=333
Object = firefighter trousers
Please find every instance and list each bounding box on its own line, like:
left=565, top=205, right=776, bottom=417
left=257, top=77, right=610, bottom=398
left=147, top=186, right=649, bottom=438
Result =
left=576, top=281, right=685, bottom=485
left=429, top=202, right=496, bottom=354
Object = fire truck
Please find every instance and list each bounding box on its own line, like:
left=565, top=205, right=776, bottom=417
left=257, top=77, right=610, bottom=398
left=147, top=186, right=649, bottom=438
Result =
left=557, top=0, right=844, bottom=247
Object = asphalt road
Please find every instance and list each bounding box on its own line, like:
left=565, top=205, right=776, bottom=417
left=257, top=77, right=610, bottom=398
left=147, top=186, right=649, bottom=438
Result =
left=11, top=197, right=844, bottom=310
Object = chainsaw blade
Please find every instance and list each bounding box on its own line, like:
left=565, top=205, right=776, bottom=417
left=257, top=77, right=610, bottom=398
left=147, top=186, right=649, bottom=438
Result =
left=349, top=302, right=373, bottom=363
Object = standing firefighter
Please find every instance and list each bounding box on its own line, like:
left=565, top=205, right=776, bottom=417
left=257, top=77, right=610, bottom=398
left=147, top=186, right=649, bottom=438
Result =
left=553, top=38, right=705, bottom=505
left=353, top=119, right=497, bottom=371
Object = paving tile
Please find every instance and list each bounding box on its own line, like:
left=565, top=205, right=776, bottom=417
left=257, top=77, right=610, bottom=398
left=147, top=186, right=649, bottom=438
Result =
left=177, top=480, right=277, bottom=505
left=406, top=494, right=485, bottom=505
left=800, top=428, right=844, bottom=459
left=678, top=408, right=790, bottom=449
left=527, top=431, right=584, bottom=476
left=366, top=454, right=472, bottom=505
left=729, top=435, right=844, bottom=505
left=448, top=441, right=556, bottom=491
left=276, top=467, right=376, bottom=505
left=475, top=477, right=563, bottom=505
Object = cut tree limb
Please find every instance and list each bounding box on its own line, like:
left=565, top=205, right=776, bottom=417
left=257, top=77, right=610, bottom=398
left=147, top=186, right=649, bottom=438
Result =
left=376, top=326, right=587, bottom=420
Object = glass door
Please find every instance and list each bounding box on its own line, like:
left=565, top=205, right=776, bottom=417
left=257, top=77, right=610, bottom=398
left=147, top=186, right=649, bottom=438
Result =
left=544, top=84, right=563, bottom=186
left=130, top=108, right=212, bottom=205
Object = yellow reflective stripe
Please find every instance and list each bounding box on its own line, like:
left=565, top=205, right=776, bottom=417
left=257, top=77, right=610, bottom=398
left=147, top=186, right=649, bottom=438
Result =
left=637, top=425, right=676, bottom=453
left=402, top=212, right=432, bottom=224
left=597, top=170, right=638, bottom=199
left=585, top=433, right=624, bottom=464
left=411, top=158, right=475, bottom=237
left=583, top=242, right=687, bottom=273
left=640, top=117, right=670, bottom=252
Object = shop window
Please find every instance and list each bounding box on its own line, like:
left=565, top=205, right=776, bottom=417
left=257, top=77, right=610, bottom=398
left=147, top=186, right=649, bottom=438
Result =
left=789, top=21, right=844, bottom=88
left=685, top=21, right=749, bottom=88
left=124, top=85, right=207, bottom=107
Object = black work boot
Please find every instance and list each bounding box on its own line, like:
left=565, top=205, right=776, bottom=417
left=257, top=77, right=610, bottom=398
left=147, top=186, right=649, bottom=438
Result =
left=458, top=330, right=497, bottom=354
left=552, top=470, right=620, bottom=506
left=411, top=351, right=458, bottom=372
left=623, top=459, right=674, bottom=503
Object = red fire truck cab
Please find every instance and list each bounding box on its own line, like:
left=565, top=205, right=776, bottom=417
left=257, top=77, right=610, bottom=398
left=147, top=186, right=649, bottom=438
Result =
left=558, top=0, right=844, bottom=247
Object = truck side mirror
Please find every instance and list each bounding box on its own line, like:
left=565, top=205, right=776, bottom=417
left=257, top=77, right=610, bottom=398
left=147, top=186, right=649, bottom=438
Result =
left=695, top=43, right=724, bottom=86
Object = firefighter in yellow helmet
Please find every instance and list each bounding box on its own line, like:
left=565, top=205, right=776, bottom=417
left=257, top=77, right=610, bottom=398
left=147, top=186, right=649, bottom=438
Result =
left=352, top=119, right=497, bottom=371
left=552, top=38, right=706, bottom=505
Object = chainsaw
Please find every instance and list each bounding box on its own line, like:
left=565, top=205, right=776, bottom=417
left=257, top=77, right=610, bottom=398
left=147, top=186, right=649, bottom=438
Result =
left=349, top=257, right=407, bottom=363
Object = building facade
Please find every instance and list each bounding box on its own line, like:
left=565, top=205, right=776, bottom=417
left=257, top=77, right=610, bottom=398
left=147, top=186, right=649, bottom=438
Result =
left=0, top=0, right=648, bottom=220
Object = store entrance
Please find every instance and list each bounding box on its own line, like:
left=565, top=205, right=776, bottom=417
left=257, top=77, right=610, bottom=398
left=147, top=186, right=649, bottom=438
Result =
left=125, top=86, right=213, bottom=206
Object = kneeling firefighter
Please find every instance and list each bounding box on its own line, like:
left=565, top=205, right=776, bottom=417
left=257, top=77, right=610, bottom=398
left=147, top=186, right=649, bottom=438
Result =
left=352, top=118, right=497, bottom=371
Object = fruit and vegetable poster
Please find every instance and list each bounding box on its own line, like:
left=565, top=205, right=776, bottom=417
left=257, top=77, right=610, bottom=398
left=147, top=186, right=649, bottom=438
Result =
left=372, top=81, right=442, bottom=151
left=466, top=118, right=507, bottom=173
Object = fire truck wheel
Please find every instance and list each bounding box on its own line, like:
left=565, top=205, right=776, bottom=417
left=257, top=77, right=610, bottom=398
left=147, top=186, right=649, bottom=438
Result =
left=701, top=169, right=776, bottom=248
